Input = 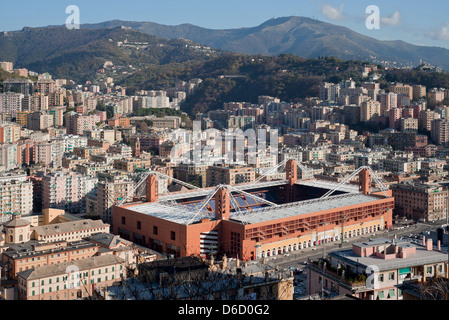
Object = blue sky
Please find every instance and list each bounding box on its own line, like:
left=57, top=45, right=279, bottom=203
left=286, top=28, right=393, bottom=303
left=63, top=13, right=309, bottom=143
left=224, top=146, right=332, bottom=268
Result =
left=1, top=0, right=449, bottom=49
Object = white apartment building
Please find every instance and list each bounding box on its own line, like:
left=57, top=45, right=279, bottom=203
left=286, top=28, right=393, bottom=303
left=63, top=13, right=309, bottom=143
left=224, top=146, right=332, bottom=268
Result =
left=0, top=143, right=19, bottom=172
left=0, top=176, right=33, bottom=217
left=0, top=92, right=24, bottom=118
left=52, top=135, right=88, bottom=153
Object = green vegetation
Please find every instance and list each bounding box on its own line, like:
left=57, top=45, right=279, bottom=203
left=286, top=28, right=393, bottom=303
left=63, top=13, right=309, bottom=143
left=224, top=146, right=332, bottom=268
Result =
left=0, top=26, right=219, bottom=83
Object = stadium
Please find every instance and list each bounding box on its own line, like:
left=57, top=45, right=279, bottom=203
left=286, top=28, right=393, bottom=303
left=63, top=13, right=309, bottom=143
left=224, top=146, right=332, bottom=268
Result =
left=112, top=160, right=394, bottom=261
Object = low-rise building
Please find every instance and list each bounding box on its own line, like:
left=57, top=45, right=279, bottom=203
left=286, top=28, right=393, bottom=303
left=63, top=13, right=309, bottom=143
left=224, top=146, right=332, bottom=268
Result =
left=2, top=240, right=99, bottom=279
left=17, top=255, right=126, bottom=300
left=31, top=219, right=110, bottom=243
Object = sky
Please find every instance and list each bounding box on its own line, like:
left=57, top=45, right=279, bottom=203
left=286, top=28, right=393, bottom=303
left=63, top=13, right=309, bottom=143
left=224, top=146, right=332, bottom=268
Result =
left=1, top=0, right=449, bottom=49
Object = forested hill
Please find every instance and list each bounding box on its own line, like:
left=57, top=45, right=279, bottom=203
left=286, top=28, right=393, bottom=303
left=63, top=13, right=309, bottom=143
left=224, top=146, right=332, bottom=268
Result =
left=0, top=26, right=220, bottom=82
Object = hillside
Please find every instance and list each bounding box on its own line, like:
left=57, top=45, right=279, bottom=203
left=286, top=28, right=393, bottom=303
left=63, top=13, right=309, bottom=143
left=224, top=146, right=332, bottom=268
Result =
left=0, top=26, right=220, bottom=82
left=119, top=54, right=381, bottom=116
left=84, top=16, right=449, bottom=71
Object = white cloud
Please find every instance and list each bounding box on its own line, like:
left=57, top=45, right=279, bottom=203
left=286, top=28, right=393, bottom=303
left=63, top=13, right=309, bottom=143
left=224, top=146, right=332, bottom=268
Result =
left=381, top=11, right=401, bottom=27
left=320, top=4, right=346, bottom=21
left=426, top=23, right=449, bottom=41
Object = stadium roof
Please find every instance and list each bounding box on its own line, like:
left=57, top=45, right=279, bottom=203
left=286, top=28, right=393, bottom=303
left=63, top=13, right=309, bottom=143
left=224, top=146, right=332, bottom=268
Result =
left=123, top=192, right=383, bottom=226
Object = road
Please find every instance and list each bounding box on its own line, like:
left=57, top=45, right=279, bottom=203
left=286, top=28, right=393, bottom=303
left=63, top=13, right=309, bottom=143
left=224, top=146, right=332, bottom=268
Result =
left=262, top=221, right=445, bottom=271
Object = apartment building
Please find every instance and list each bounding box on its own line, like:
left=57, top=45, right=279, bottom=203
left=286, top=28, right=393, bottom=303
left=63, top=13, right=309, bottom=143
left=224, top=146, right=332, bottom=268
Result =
left=0, top=92, right=24, bottom=119
left=42, top=172, right=97, bottom=213
left=52, top=135, right=88, bottom=153
left=173, top=163, right=208, bottom=188
left=360, top=99, right=381, bottom=122
left=0, top=175, right=33, bottom=216
left=400, top=118, right=419, bottom=132
left=34, top=142, right=64, bottom=168
left=2, top=79, right=34, bottom=96
left=97, top=175, right=134, bottom=224
left=0, top=123, right=21, bottom=144
left=431, top=118, right=449, bottom=147
left=389, top=83, right=413, bottom=100
left=378, top=93, right=398, bottom=117
left=418, top=109, right=438, bottom=132
left=17, top=255, right=126, bottom=300
left=428, top=88, right=445, bottom=105
left=35, top=80, right=56, bottom=95
left=26, top=111, right=54, bottom=131
left=0, top=61, right=14, bottom=72
left=113, top=158, right=152, bottom=173
left=391, top=181, right=448, bottom=222
left=206, top=165, right=255, bottom=187
left=413, top=85, right=427, bottom=100
left=64, top=112, right=100, bottom=135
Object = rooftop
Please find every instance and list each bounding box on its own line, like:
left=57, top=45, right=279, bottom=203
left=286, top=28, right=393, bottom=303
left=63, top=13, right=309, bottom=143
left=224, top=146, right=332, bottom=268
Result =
left=330, top=240, right=448, bottom=272
left=16, top=255, right=125, bottom=280
left=123, top=191, right=383, bottom=226
left=32, top=219, right=109, bottom=236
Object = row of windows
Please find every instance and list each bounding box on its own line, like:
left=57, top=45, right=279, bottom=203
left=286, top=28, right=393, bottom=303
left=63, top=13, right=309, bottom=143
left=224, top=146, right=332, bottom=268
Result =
left=30, top=265, right=123, bottom=286
left=30, top=274, right=122, bottom=296
left=19, top=248, right=96, bottom=264
left=260, top=225, right=380, bottom=257
left=120, top=217, right=176, bottom=240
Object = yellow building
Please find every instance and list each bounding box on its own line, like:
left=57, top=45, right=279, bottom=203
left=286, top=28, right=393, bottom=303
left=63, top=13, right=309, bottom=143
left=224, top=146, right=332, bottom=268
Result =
left=16, top=111, right=32, bottom=127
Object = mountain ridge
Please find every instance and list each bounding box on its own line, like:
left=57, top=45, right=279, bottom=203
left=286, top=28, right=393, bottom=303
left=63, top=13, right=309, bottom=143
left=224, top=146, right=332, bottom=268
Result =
left=81, top=16, right=449, bottom=71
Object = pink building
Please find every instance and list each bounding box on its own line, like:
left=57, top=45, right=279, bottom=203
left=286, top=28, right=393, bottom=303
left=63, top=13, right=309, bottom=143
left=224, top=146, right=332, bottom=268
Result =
left=389, top=108, right=403, bottom=130
left=379, top=92, right=398, bottom=117
left=65, top=112, right=100, bottom=135
left=96, top=111, right=107, bottom=122
left=42, top=171, right=97, bottom=213
left=307, top=237, right=449, bottom=300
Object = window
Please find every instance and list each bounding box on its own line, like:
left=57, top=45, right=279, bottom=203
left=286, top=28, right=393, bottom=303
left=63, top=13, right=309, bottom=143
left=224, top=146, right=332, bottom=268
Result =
left=121, top=216, right=126, bottom=225
left=153, top=226, right=158, bottom=235
left=137, top=221, right=141, bottom=230
left=426, top=267, right=432, bottom=274
left=378, top=274, right=384, bottom=282
left=377, top=291, right=385, bottom=300
left=388, top=272, right=395, bottom=280
left=170, top=231, right=176, bottom=241
left=388, top=289, right=395, bottom=299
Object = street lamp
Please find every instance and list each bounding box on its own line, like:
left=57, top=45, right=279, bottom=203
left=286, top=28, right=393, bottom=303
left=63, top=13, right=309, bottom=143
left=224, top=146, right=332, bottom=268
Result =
left=322, top=222, right=328, bottom=259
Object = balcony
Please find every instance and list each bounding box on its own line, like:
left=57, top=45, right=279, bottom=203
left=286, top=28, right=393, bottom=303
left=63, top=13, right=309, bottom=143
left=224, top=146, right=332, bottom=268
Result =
left=308, top=259, right=368, bottom=292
